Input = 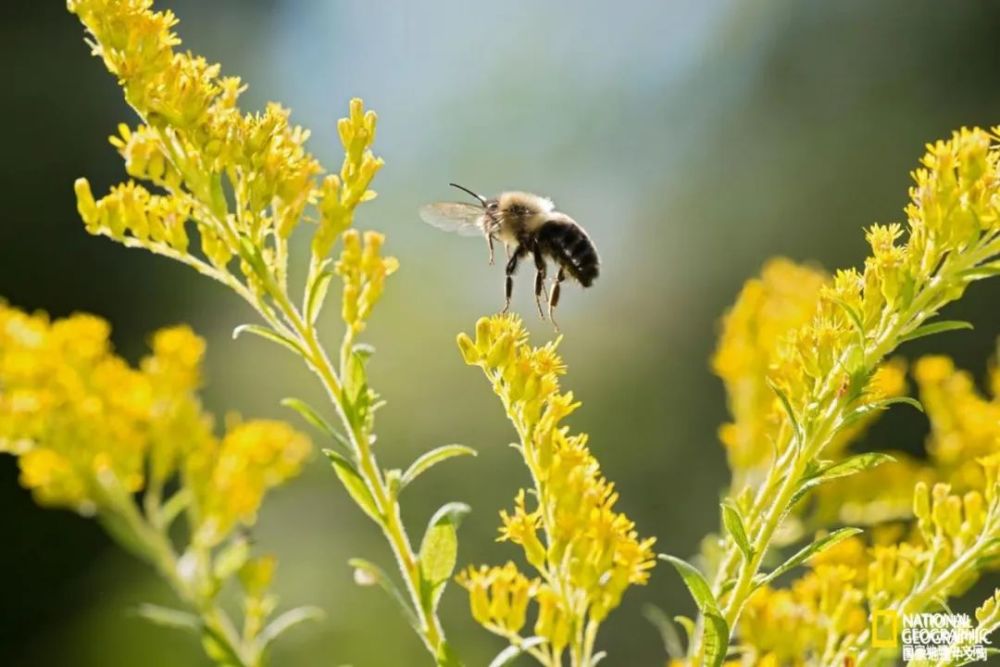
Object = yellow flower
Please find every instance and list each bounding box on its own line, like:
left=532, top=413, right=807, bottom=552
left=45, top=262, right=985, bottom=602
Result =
left=455, top=562, right=537, bottom=635
left=457, top=314, right=655, bottom=656
left=334, top=229, right=399, bottom=332
left=914, top=354, right=1000, bottom=490
left=713, top=259, right=827, bottom=477
left=186, top=419, right=311, bottom=546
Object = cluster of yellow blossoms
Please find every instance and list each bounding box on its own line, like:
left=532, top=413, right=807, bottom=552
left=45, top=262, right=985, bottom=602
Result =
left=0, top=302, right=308, bottom=527
left=457, top=315, right=656, bottom=665
left=739, top=454, right=1000, bottom=665
left=0, top=300, right=312, bottom=666
left=68, top=0, right=386, bottom=327
left=66, top=2, right=461, bottom=664
left=683, top=128, right=1000, bottom=666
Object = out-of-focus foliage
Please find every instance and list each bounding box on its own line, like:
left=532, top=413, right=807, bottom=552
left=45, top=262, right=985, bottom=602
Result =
left=0, top=301, right=313, bottom=666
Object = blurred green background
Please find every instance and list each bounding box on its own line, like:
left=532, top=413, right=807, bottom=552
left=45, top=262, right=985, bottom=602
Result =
left=3, top=1, right=1000, bottom=665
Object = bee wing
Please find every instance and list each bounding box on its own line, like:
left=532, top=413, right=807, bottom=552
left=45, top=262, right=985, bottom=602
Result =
left=418, top=202, right=485, bottom=237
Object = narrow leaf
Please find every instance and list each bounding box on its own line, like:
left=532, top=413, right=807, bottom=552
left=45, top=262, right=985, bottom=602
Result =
left=899, top=320, right=973, bottom=344
left=958, top=262, right=1000, bottom=280
left=419, top=502, right=471, bottom=613
left=305, top=267, right=334, bottom=326
left=256, top=606, right=324, bottom=649
left=643, top=604, right=684, bottom=658
left=488, top=637, right=546, bottom=667
left=877, top=396, right=924, bottom=413
left=673, top=615, right=696, bottom=647
left=238, top=236, right=268, bottom=277
left=133, top=603, right=200, bottom=633
left=232, top=324, right=305, bottom=357
left=721, top=502, right=753, bottom=562
left=589, top=652, right=607, bottom=666
left=766, top=378, right=801, bottom=441
left=829, top=297, right=865, bottom=336
left=436, top=640, right=464, bottom=667
left=281, top=397, right=352, bottom=453
left=761, top=527, right=863, bottom=585
left=658, top=554, right=720, bottom=614
left=324, top=449, right=381, bottom=523
left=791, top=453, right=896, bottom=507
left=401, top=445, right=477, bottom=490
left=348, top=558, right=420, bottom=632
left=703, top=611, right=730, bottom=667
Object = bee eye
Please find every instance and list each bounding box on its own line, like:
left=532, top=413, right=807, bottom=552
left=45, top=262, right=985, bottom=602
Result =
left=489, top=202, right=499, bottom=210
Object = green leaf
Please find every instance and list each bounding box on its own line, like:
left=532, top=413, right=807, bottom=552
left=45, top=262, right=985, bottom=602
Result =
left=658, top=554, right=720, bottom=614
left=213, top=537, right=250, bottom=582
left=642, top=604, right=684, bottom=658
left=877, top=396, right=924, bottom=413
left=899, top=320, right=973, bottom=344
left=232, top=324, right=306, bottom=357
left=791, top=453, right=896, bottom=507
left=829, top=297, right=865, bottom=336
left=721, top=501, right=753, bottom=562
left=343, top=350, right=371, bottom=429
left=401, top=445, right=478, bottom=490
left=237, top=235, right=268, bottom=277
left=158, top=489, right=191, bottom=529
left=305, top=265, right=334, bottom=326
left=256, top=606, right=324, bottom=649
left=97, top=512, right=154, bottom=561
left=958, top=261, right=1000, bottom=280
left=419, top=502, right=471, bottom=613
left=436, top=640, right=465, bottom=667
left=348, top=558, right=420, bottom=633
left=281, top=397, right=352, bottom=454
left=761, top=527, right=863, bottom=585
left=673, top=615, right=696, bottom=648
left=133, top=603, right=200, bottom=633
left=324, top=449, right=381, bottom=523
left=702, top=611, right=730, bottom=667
left=488, top=637, right=545, bottom=667
left=766, top=378, right=801, bottom=442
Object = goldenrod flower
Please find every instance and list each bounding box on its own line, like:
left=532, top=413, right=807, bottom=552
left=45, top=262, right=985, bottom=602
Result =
left=334, top=229, right=399, bottom=332
left=185, top=419, right=311, bottom=546
left=458, top=314, right=655, bottom=663
left=713, top=258, right=827, bottom=477
left=0, top=300, right=314, bottom=666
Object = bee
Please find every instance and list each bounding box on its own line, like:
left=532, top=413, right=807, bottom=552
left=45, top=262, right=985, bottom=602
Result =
left=419, top=183, right=600, bottom=328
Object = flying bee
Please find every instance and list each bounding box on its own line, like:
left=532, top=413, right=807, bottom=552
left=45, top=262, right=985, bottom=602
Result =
left=419, top=183, right=600, bottom=328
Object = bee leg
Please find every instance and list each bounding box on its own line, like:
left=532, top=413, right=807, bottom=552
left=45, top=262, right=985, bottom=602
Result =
left=547, top=267, right=566, bottom=332
left=486, top=234, right=495, bottom=265
left=502, top=245, right=527, bottom=314
left=533, top=248, right=548, bottom=320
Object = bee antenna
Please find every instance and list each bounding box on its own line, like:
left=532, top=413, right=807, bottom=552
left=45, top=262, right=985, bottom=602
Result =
left=449, top=182, right=487, bottom=207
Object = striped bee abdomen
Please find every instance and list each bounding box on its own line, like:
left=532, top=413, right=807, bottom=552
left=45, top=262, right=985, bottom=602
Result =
left=537, top=219, right=600, bottom=287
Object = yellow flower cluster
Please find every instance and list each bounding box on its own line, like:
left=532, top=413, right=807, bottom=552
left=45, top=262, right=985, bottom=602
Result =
left=737, top=454, right=1000, bottom=666
left=0, top=301, right=310, bottom=536
left=185, top=419, right=311, bottom=546
left=713, top=258, right=827, bottom=476
left=771, top=129, right=1000, bottom=421
left=914, top=354, right=1000, bottom=489
left=68, top=0, right=381, bottom=299
left=713, top=260, right=910, bottom=487
left=457, top=315, right=656, bottom=663
left=810, top=352, right=1000, bottom=528
left=334, top=229, right=399, bottom=333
